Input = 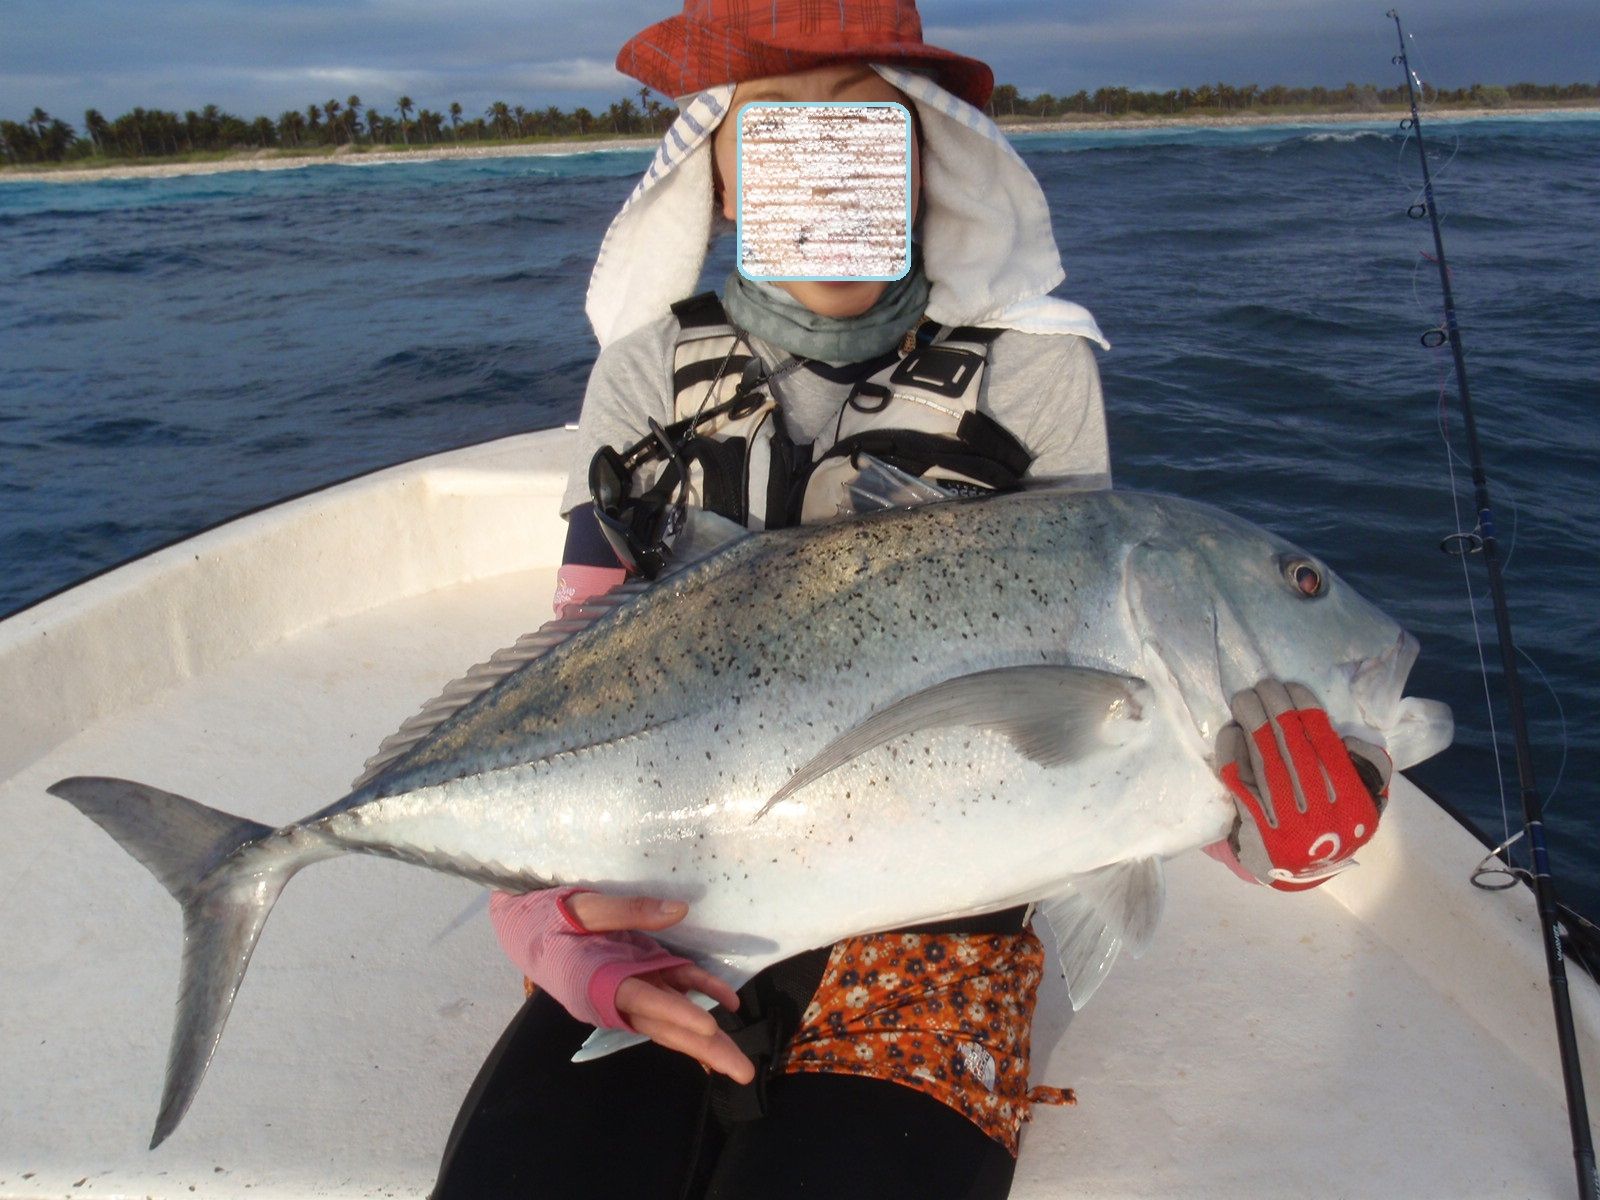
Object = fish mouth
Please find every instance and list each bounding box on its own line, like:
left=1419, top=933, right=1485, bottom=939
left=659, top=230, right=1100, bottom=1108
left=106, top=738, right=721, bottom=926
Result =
left=1346, top=631, right=1454, bottom=769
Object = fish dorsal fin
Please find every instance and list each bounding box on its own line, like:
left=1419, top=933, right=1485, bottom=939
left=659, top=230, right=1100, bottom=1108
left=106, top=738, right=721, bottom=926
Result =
left=349, top=510, right=752, bottom=791
left=1034, top=856, right=1165, bottom=1011
left=756, top=665, right=1147, bottom=819
left=349, top=588, right=646, bottom=790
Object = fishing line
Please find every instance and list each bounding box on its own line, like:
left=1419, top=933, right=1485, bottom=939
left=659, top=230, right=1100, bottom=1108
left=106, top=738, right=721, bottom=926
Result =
left=1392, top=33, right=1461, bottom=197
left=1518, top=643, right=1570, bottom=816
left=1388, top=13, right=1597, bottom=1197
left=1430, top=283, right=1538, bottom=875
left=1432, top=326, right=1513, bottom=853
left=1472, top=644, right=1572, bottom=887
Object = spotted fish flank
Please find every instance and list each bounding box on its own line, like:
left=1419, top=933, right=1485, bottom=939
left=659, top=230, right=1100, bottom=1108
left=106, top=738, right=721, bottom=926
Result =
left=48, top=487, right=1452, bottom=1146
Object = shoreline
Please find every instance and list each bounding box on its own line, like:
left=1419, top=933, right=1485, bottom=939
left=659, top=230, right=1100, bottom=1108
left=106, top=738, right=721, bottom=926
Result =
left=4, top=104, right=1594, bottom=186
left=0, top=137, right=660, bottom=185
left=1008, top=103, right=1599, bottom=136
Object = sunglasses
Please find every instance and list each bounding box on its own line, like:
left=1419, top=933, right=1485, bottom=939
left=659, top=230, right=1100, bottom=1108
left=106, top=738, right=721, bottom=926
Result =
left=589, top=418, right=690, bottom=580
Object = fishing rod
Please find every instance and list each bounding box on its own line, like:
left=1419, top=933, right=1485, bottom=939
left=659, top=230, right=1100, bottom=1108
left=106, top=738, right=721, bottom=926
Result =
left=1386, top=12, right=1598, bottom=1198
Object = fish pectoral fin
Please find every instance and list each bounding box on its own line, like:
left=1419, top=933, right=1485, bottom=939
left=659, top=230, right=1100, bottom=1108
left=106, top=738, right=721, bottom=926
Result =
left=570, top=988, right=721, bottom=1063
left=573, top=1028, right=653, bottom=1061
left=1034, top=856, right=1165, bottom=1012
left=755, top=665, right=1148, bottom=819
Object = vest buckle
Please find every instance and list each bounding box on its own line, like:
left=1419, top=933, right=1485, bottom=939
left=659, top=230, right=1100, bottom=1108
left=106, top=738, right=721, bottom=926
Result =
left=888, top=345, right=981, bottom=398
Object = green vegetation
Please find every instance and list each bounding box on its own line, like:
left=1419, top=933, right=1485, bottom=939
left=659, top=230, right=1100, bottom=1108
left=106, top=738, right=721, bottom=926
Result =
left=985, top=79, right=1596, bottom=118
left=0, top=90, right=676, bottom=168
left=3, top=80, right=1595, bottom=170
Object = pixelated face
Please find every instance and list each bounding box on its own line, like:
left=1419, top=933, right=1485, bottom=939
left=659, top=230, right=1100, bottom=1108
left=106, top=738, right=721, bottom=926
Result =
left=735, top=102, right=912, bottom=284
left=712, top=64, right=924, bottom=320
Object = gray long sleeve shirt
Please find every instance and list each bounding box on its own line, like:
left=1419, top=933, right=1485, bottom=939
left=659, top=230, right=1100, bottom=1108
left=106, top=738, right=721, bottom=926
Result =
left=559, top=312, right=1111, bottom=516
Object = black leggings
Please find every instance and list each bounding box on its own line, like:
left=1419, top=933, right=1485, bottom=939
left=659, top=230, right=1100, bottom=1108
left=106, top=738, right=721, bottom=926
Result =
left=433, top=989, right=1018, bottom=1200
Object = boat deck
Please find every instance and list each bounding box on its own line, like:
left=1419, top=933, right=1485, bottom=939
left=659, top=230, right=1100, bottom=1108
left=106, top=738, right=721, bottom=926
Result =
left=1, top=431, right=1595, bottom=1198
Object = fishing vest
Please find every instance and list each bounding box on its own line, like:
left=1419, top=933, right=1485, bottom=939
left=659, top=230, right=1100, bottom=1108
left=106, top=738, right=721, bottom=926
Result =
left=656, top=291, right=1034, bottom=530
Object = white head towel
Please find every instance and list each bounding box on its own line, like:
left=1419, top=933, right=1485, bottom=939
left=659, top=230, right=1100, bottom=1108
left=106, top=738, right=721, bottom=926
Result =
left=584, top=64, right=1108, bottom=352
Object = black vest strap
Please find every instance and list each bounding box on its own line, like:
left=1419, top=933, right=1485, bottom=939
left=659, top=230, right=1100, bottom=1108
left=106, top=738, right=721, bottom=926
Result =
left=671, top=290, right=731, bottom=330
left=955, top=410, right=1033, bottom=479
left=942, top=324, right=1004, bottom=346
left=679, top=436, right=750, bottom=527
left=673, top=353, right=756, bottom=395
left=826, top=428, right=1029, bottom=492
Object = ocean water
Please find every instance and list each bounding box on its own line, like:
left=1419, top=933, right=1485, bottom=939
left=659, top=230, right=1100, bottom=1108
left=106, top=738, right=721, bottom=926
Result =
left=2, top=115, right=1597, bottom=917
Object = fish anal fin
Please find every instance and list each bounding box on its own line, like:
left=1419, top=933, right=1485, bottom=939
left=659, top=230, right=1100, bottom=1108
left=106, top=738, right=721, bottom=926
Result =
left=757, top=665, right=1147, bottom=818
left=1035, top=856, right=1165, bottom=1011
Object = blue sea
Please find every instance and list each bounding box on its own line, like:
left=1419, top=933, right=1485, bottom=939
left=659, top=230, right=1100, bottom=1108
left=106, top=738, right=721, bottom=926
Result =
left=2, top=115, right=1596, bottom=918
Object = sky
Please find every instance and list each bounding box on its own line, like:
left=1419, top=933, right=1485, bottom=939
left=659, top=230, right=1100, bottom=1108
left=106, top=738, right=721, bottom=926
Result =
left=3, top=0, right=1597, bottom=126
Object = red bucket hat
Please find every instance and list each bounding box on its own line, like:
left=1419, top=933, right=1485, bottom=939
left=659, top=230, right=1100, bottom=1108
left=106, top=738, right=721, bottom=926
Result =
left=618, top=0, right=995, bottom=113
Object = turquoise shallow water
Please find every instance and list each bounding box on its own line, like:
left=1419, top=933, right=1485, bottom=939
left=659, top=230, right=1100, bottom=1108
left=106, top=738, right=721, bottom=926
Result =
left=1, top=114, right=1596, bottom=915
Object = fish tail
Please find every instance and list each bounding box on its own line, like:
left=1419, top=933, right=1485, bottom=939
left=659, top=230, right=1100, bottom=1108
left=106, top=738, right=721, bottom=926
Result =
left=48, top=775, right=305, bottom=1148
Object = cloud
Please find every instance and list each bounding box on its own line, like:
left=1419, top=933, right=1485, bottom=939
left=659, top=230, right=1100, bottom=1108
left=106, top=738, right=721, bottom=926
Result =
left=501, top=58, right=634, bottom=94
left=4, top=0, right=1597, bottom=123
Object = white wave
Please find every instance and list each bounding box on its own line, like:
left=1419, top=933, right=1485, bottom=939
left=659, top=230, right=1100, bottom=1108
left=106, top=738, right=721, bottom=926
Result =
left=1303, top=130, right=1390, bottom=143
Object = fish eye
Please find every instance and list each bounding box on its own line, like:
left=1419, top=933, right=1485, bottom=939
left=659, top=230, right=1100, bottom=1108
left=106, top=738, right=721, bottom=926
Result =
left=1280, top=555, right=1326, bottom=598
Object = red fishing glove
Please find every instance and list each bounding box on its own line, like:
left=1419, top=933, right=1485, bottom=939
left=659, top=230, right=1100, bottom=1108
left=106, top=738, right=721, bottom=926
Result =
left=1211, top=680, right=1391, bottom=891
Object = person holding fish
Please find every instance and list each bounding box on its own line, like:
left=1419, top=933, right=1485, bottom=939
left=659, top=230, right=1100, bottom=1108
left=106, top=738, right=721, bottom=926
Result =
left=433, top=2, right=1393, bottom=1196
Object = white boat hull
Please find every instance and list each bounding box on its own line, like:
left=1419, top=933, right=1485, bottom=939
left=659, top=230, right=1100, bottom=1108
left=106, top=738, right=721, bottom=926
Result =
left=2, top=429, right=1595, bottom=1197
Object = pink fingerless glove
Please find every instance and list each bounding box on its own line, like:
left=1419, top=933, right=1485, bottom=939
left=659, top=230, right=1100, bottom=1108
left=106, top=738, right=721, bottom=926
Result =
left=552, top=563, right=628, bottom=619
left=488, top=887, right=690, bottom=1030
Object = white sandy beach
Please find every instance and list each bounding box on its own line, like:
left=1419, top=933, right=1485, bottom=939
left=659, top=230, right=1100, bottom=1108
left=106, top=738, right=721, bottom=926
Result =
left=3, top=105, right=1594, bottom=185
left=0, top=136, right=661, bottom=185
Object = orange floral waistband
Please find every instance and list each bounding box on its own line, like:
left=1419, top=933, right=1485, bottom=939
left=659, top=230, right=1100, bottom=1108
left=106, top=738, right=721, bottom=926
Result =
left=777, top=927, right=1074, bottom=1156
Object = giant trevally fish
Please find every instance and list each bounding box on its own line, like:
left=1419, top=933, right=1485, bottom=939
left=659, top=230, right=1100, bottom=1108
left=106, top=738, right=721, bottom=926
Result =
left=50, top=487, right=1452, bottom=1146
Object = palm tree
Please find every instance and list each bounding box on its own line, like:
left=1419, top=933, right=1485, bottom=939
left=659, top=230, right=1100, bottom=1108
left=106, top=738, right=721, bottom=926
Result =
left=512, top=104, right=528, bottom=137
left=28, top=107, right=51, bottom=141
left=83, top=108, right=110, bottom=155
left=573, top=106, right=593, bottom=136
left=306, top=104, right=322, bottom=142
left=346, top=95, right=362, bottom=143
left=129, top=107, right=150, bottom=154
left=487, top=100, right=512, bottom=139
left=199, top=103, right=221, bottom=147
left=606, top=97, right=638, bottom=134
left=448, top=101, right=463, bottom=140
left=277, top=110, right=305, bottom=147
left=396, top=96, right=414, bottom=145
left=324, top=98, right=343, bottom=142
